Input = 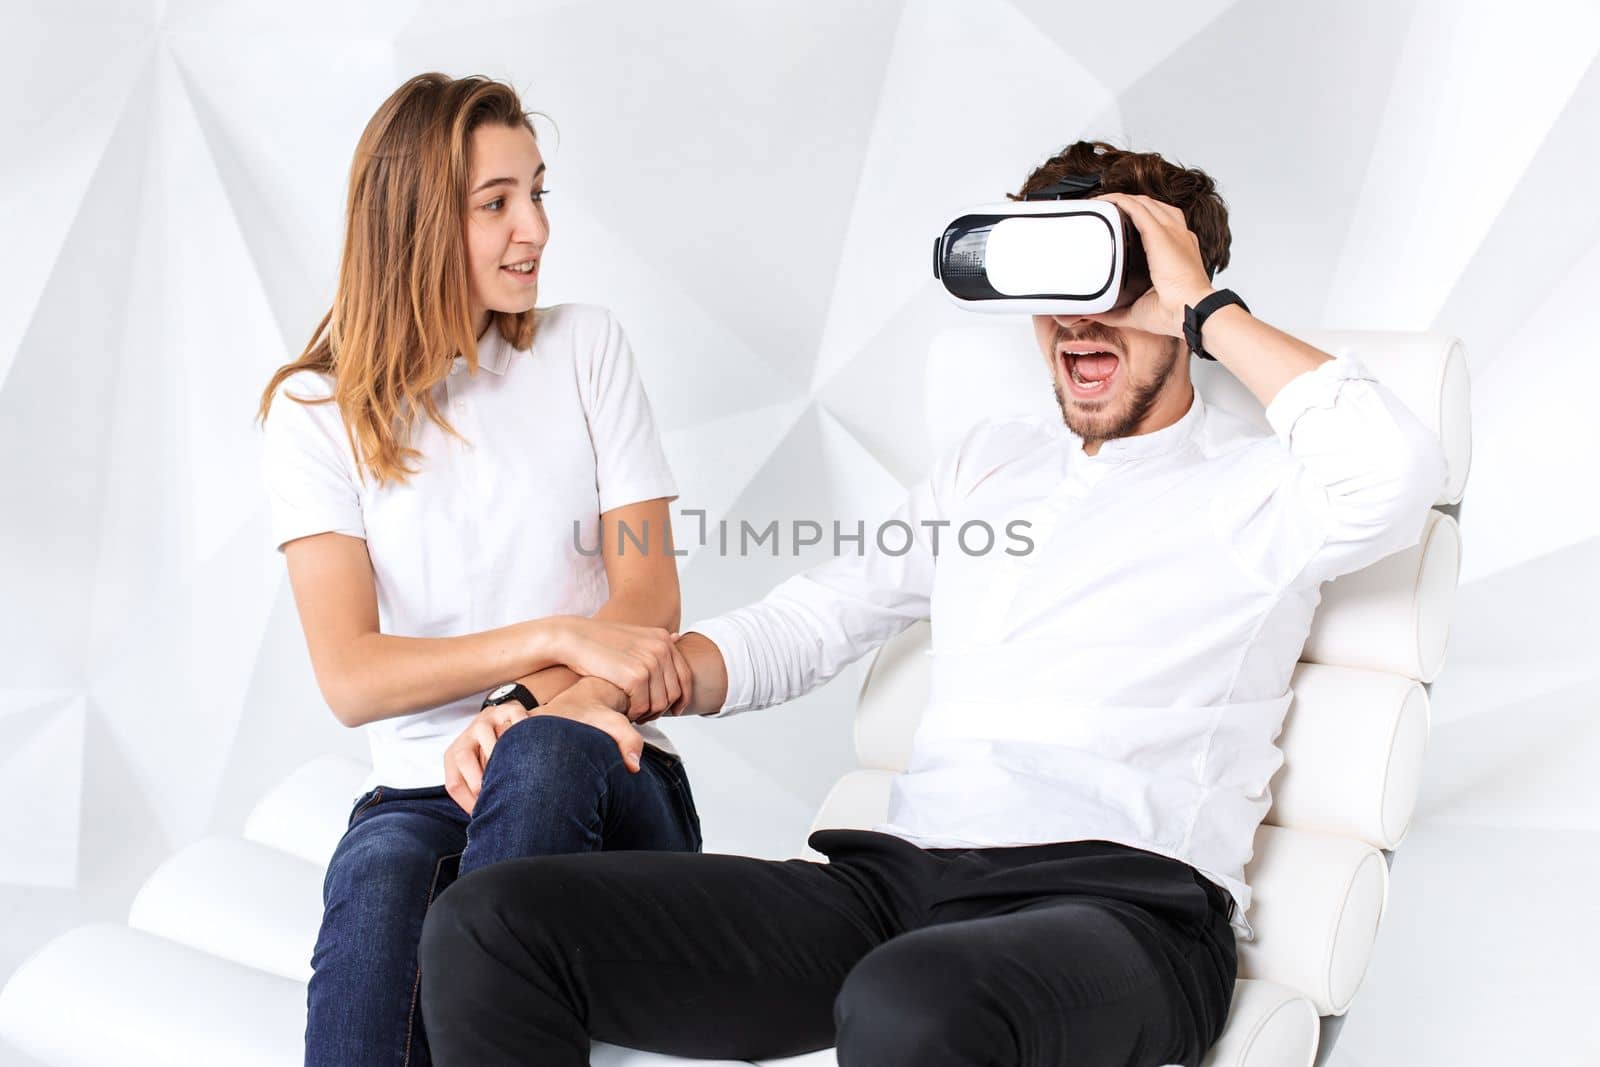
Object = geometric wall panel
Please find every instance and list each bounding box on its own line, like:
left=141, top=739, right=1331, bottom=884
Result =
left=1322, top=2, right=1600, bottom=332
left=812, top=0, right=1120, bottom=391
left=1110, top=0, right=1419, bottom=334
left=398, top=0, right=907, bottom=390
left=0, top=57, right=155, bottom=690
left=1454, top=233, right=1600, bottom=582
left=0, top=695, right=86, bottom=889
left=0, top=7, right=152, bottom=389
left=1431, top=53, right=1600, bottom=377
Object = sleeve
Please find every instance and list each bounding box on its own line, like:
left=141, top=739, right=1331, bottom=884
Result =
left=1220, top=354, right=1448, bottom=591
left=577, top=309, right=679, bottom=514
left=684, top=425, right=985, bottom=717
left=259, top=377, right=365, bottom=552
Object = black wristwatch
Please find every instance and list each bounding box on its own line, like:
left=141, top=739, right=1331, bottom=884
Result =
left=1183, top=289, right=1250, bottom=362
left=480, top=682, right=539, bottom=713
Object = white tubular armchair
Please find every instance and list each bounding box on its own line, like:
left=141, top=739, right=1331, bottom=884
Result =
left=0, top=328, right=1469, bottom=1067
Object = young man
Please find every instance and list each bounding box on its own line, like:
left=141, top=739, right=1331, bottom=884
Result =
left=417, top=141, right=1448, bottom=1067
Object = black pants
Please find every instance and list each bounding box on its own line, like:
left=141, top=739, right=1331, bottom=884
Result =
left=419, top=830, right=1237, bottom=1066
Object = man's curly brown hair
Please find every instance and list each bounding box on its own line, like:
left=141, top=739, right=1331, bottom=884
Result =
left=1014, top=140, right=1232, bottom=279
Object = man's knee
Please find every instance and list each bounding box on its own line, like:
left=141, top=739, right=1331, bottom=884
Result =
left=482, top=714, right=620, bottom=790
left=422, top=859, right=580, bottom=967
left=418, top=871, right=488, bottom=982
left=834, top=933, right=999, bottom=1066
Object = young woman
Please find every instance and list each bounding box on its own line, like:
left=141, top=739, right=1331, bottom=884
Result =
left=257, top=72, right=702, bottom=1067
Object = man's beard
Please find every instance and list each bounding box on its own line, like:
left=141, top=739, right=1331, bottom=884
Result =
left=1054, top=335, right=1180, bottom=446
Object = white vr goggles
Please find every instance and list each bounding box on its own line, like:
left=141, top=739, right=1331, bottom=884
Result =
left=933, top=175, right=1156, bottom=315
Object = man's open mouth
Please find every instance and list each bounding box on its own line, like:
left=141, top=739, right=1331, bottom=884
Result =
left=1058, top=345, right=1120, bottom=397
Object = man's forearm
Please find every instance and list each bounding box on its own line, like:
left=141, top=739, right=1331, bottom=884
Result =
left=557, top=673, right=630, bottom=713
left=1190, top=302, right=1332, bottom=410
left=675, top=632, right=729, bottom=716
left=515, top=663, right=584, bottom=706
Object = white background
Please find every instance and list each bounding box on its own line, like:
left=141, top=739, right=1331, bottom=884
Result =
left=2, top=1, right=1598, bottom=1063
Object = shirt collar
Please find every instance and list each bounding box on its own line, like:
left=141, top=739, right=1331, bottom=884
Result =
left=1068, top=385, right=1206, bottom=462
left=454, top=325, right=514, bottom=376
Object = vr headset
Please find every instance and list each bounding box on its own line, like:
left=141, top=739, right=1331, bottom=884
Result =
left=933, top=173, right=1155, bottom=315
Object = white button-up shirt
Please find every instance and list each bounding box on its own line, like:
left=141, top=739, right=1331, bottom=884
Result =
left=262, top=304, right=679, bottom=789
left=688, top=355, right=1446, bottom=933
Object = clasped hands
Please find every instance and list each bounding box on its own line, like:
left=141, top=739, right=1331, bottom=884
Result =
left=444, top=617, right=694, bottom=814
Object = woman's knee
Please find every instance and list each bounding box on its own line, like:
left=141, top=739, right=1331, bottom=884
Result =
left=324, top=815, right=441, bottom=905
left=481, top=714, right=621, bottom=791
left=314, top=814, right=456, bottom=981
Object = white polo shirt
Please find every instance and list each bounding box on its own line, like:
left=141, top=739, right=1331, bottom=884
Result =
left=261, top=304, right=679, bottom=789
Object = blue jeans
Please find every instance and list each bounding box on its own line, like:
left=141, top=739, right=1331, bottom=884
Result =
left=304, top=715, right=703, bottom=1067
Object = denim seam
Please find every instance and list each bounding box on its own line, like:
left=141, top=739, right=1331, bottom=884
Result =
left=350, top=786, right=385, bottom=826
left=400, top=851, right=445, bottom=1067
left=663, top=767, right=703, bottom=850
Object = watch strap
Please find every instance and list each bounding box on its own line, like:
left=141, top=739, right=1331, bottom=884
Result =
left=481, top=682, right=539, bottom=713
left=1183, top=289, right=1250, bottom=361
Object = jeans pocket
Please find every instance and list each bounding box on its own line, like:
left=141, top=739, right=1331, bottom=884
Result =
left=641, top=742, right=682, bottom=769
left=346, top=787, right=384, bottom=828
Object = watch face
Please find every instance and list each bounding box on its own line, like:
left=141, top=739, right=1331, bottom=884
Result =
left=489, top=684, right=515, bottom=702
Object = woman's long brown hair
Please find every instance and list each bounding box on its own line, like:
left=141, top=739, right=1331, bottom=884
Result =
left=256, top=73, right=540, bottom=486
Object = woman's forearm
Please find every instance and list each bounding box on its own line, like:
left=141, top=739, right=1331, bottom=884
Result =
left=328, top=619, right=567, bottom=727
left=332, top=583, right=679, bottom=726
left=510, top=586, right=681, bottom=704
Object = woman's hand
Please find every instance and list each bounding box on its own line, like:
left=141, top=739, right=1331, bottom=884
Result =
left=443, top=698, right=533, bottom=815
left=1090, top=192, right=1215, bottom=338
left=443, top=677, right=645, bottom=815
left=543, top=616, right=693, bottom=718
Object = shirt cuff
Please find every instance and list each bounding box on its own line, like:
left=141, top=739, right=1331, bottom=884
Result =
left=1263, top=353, right=1377, bottom=445
left=681, top=615, right=754, bottom=717
left=270, top=515, right=365, bottom=553
left=598, top=479, right=680, bottom=516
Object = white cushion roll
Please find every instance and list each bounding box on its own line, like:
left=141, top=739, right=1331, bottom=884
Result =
left=591, top=1043, right=752, bottom=1066
left=1301, top=509, right=1460, bottom=682
left=128, top=837, right=324, bottom=982
left=0, top=924, right=306, bottom=1067
left=242, top=754, right=371, bottom=869
left=743, top=979, right=1319, bottom=1067
left=1201, top=979, right=1319, bottom=1067
left=1266, top=663, right=1430, bottom=849
left=805, top=769, right=898, bottom=859
left=1238, top=825, right=1388, bottom=1015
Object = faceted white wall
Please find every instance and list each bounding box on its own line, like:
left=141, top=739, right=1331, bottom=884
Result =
left=2, top=2, right=1598, bottom=1064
